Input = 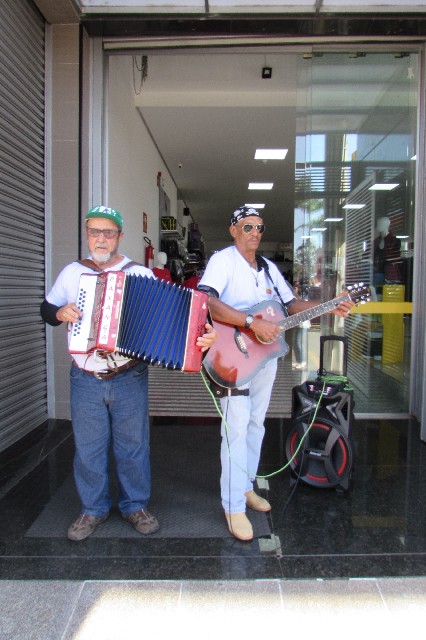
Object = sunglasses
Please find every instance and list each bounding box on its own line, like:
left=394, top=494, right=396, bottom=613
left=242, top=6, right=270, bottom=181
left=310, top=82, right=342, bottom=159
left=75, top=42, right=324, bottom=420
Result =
left=86, top=227, right=120, bottom=239
left=239, top=223, right=265, bottom=234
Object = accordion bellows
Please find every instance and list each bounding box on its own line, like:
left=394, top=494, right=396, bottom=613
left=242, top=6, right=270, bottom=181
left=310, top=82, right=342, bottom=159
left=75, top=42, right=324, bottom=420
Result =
left=69, top=272, right=209, bottom=372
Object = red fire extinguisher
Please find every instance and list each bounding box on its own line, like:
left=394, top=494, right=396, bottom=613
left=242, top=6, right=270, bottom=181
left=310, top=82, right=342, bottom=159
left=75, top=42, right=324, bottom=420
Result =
left=144, top=236, right=154, bottom=269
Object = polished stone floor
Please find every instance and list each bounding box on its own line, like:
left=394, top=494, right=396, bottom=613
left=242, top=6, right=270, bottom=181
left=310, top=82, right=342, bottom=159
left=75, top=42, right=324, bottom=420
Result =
left=0, top=415, right=425, bottom=581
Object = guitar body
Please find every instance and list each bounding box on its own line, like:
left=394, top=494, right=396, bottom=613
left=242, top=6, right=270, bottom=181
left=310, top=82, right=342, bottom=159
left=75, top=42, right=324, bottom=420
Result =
left=203, top=283, right=370, bottom=389
left=203, top=299, right=289, bottom=388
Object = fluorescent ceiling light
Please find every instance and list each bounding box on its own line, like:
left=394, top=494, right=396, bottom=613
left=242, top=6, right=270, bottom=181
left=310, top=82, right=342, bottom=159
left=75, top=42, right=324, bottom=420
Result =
left=369, top=183, right=399, bottom=191
left=324, top=217, right=343, bottom=222
left=311, top=227, right=327, bottom=232
left=301, top=235, right=312, bottom=239
left=342, top=204, right=365, bottom=210
left=396, top=235, right=409, bottom=239
left=248, top=182, right=273, bottom=190
left=255, top=149, right=288, bottom=160
left=245, top=203, right=265, bottom=209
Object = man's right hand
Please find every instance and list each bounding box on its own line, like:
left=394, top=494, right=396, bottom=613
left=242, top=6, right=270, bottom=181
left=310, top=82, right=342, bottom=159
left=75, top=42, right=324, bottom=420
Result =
left=56, top=303, right=82, bottom=323
left=250, top=317, right=281, bottom=344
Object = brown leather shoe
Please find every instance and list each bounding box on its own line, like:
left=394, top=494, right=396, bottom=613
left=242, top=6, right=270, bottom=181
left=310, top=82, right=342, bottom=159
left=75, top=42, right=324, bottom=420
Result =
left=122, top=509, right=159, bottom=535
left=225, top=512, right=253, bottom=541
left=245, top=490, right=272, bottom=512
left=67, top=513, right=109, bottom=541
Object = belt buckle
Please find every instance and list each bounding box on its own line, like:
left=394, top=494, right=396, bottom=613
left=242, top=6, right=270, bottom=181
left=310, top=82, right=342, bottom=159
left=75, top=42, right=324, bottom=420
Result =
left=94, top=370, right=110, bottom=380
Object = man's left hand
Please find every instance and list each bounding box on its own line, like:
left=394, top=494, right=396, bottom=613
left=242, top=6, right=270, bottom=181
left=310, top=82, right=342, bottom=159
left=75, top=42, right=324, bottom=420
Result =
left=330, top=293, right=355, bottom=318
left=197, top=322, right=217, bottom=352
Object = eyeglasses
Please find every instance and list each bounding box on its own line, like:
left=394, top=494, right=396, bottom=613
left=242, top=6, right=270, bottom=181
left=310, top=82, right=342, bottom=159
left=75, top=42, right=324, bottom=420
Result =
left=239, top=223, right=265, bottom=234
left=86, top=227, right=120, bottom=239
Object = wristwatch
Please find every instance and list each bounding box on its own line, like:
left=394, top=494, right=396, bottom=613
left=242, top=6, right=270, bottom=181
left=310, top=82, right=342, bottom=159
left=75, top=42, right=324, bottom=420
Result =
left=244, top=314, right=254, bottom=329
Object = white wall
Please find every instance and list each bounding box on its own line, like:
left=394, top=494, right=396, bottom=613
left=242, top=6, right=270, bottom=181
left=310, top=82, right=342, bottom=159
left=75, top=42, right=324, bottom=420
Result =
left=47, top=24, right=81, bottom=419
left=107, top=55, right=177, bottom=264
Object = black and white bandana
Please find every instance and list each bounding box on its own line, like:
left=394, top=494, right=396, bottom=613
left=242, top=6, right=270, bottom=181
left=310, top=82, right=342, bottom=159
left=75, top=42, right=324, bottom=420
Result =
left=230, top=206, right=262, bottom=226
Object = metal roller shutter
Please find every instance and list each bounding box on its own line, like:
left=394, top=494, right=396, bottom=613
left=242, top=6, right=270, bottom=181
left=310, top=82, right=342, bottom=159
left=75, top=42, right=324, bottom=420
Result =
left=148, top=357, right=294, bottom=419
left=0, top=0, right=46, bottom=451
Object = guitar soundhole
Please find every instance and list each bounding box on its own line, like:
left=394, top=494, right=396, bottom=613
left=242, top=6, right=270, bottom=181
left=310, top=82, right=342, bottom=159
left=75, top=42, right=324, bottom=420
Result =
left=234, top=328, right=248, bottom=356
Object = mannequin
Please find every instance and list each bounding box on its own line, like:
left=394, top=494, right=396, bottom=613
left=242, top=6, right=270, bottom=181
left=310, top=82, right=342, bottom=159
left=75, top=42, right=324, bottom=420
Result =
left=182, top=264, right=202, bottom=289
left=373, top=216, right=401, bottom=285
left=152, top=251, right=173, bottom=283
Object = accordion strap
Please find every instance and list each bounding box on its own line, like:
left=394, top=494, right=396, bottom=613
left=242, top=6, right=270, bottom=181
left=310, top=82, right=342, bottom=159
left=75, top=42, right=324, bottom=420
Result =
left=77, top=258, right=103, bottom=272
left=77, top=259, right=143, bottom=272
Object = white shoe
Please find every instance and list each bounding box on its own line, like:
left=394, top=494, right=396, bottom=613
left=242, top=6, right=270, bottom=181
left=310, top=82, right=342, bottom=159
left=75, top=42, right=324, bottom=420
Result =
left=293, top=362, right=306, bottom=370
left=224, top=512, right=253, bottom=541
left=245, top=490, right=271, bottom=512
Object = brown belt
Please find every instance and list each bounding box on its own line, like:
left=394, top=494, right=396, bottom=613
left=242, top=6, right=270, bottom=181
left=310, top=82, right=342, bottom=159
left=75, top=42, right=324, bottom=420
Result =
left=72, top=359, right=140, bottom=380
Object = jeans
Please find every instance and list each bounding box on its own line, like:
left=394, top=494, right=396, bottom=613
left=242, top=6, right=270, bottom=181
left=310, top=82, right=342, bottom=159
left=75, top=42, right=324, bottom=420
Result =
left=293, top=326, right=307, bottom=364
left=70, top=361, right=151, bottom=517
left=219, top=358, right=277, bottom=513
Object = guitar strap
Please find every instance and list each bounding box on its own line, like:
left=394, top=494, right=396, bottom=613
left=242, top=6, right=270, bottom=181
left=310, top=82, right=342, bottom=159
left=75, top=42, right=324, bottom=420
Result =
left=256, top=254, right=290, bottom=317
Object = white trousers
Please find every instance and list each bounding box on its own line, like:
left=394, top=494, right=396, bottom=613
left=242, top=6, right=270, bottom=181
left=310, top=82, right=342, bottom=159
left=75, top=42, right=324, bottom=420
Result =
left=219, top=358, right=278, bottom=513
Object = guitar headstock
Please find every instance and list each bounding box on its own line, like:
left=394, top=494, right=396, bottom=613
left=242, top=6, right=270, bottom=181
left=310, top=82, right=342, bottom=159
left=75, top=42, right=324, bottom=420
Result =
left=347, top=282, right=371, bottom=305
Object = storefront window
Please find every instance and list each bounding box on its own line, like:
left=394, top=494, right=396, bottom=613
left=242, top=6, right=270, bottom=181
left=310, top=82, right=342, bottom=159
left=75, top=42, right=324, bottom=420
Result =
left=106, top=47, right=419, bottom=416
left=294, top=51, right=417, bottom=413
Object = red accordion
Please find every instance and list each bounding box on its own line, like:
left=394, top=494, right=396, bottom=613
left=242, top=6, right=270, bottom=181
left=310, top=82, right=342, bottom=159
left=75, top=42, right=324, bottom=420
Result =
left=69, top=271, right=209, bottom=373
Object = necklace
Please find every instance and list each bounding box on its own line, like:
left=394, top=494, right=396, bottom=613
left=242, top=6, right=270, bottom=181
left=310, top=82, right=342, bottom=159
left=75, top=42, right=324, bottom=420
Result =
left=236, top=248, right=259, bottom=286
left=248, top=258, right=259, bottom=287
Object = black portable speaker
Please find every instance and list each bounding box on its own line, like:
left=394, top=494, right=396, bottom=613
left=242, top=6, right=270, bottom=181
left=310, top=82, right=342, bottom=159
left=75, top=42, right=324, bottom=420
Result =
left=285, top=336, right=355, bottom=491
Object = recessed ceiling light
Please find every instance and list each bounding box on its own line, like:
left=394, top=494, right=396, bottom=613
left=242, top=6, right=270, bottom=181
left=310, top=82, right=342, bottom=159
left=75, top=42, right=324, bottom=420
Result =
left=342, top=204, right=365, bottom=210
left=255, top=149, right=288, bottom=160
left=245, top=203, right=265, bottom=209
left=248, top=183, right=273, bottom=190
left=324, top=217, right=343, bottom=222
left=369, top=183, right=399, bottom=191
left=311, top=227, right=327, bottom=232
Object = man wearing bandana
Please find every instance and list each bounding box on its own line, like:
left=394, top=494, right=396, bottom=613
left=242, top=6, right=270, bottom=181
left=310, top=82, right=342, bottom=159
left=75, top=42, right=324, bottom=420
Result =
left=198, top=206, right=354, bottom=541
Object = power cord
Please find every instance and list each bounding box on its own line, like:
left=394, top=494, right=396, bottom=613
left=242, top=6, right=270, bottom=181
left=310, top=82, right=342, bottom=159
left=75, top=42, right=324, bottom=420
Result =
left=200, top=368, right=327, bottom=479
left=274, top=380, right=330, bottom=526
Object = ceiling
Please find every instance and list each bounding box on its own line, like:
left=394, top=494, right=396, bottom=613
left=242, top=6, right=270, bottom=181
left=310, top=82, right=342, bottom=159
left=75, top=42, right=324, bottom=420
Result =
left=34, top=0, right=426, bottom=22
left=135, top=51, right=299, bottom=248
left=132, top=49, right=416, bottom=250
left=32, top=1, right=420, bottom=250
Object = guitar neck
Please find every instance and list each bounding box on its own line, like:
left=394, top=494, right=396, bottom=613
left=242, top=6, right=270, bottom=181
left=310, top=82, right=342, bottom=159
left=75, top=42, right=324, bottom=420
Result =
left=278, top=293, right=350, bottom=332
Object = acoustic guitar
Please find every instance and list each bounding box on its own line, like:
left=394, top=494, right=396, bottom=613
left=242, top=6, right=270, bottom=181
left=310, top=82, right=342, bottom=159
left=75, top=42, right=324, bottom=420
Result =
left=203, top=283, right=370, bottom=388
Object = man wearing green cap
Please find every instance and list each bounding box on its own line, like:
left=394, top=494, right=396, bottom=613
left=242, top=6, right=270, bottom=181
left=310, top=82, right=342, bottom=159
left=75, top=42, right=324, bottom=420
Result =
left=41, top=206, right=215, bottom=541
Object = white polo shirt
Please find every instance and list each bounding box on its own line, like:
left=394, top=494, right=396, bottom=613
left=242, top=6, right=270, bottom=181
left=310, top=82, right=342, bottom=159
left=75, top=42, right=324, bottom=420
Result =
left=199, top=245, right=294, bottom=311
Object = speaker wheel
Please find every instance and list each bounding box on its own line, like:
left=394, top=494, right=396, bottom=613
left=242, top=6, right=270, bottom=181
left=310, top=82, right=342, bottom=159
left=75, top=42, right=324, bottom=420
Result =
left=285, top=412, right=353, bottom=489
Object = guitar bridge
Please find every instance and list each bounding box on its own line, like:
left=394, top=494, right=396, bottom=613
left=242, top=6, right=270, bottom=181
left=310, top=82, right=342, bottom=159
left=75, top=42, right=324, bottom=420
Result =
left=234, top=328, right=249, bottom=358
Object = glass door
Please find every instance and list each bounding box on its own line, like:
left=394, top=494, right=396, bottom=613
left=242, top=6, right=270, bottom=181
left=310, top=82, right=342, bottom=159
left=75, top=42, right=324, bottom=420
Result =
left=294, top=50, right=418, bottom=414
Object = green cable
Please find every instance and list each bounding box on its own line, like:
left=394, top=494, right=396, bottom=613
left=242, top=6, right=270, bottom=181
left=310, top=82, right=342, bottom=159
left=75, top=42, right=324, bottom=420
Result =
left=200, top=368, right=327, bottom=479
left=318, top=374, right=353, bottom=391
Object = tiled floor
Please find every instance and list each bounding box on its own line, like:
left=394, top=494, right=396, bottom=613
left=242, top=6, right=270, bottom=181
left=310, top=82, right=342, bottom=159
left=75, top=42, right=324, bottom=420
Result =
left=0, top=415, right=425, bottom=581
left=1, top=416, right=426, bottom=639
left=2, top=576, right=426, bottom=640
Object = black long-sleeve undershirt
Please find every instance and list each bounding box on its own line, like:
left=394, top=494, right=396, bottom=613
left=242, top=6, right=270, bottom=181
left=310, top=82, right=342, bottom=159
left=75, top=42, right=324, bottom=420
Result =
left=40, top=299, right=62, bottom=326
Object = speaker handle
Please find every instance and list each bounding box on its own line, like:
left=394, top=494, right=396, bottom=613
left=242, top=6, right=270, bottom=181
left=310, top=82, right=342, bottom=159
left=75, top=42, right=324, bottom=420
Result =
left=319, top=335, right=348, bottom=377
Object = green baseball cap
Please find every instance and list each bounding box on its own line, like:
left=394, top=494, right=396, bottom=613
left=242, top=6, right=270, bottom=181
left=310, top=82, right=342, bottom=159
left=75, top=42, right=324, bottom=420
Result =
left=86, top=205, right=123, bottom=229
